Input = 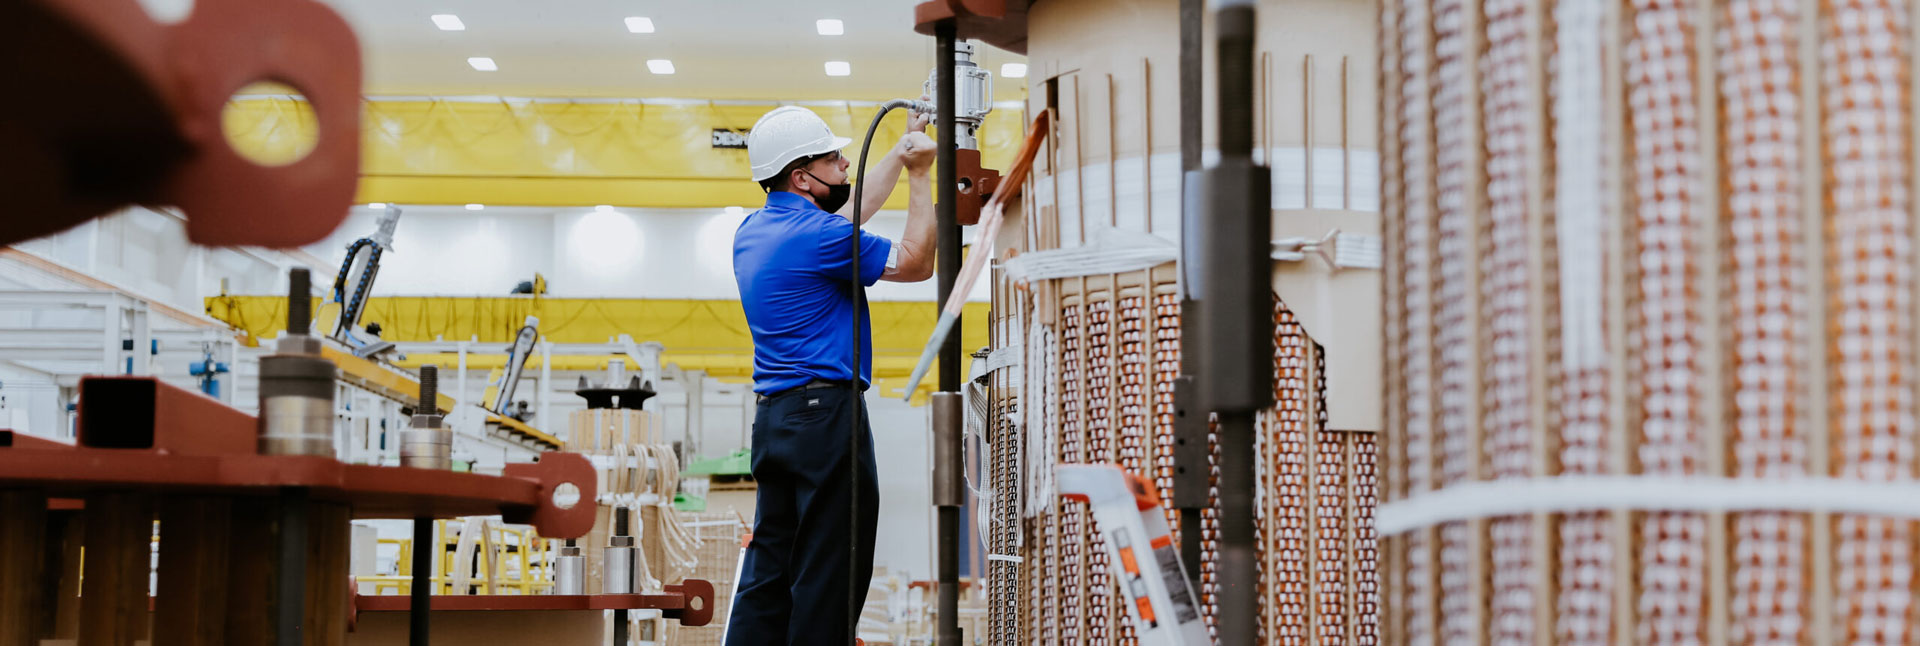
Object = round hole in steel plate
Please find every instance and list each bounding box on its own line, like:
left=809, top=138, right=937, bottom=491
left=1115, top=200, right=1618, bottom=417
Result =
left=135, top=0, right=194, bottom=23
left=552, top=482, right=581, bottom=510
left=222, top=81, right=320, bottom=167
left=690, top=595, right=704, bottom=611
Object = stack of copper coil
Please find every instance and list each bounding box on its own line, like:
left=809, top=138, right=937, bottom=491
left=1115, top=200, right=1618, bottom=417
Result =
left=996, top=279, right=1377, bottom=644
left=1824, top=2, right=1914, bottom=642
left=1315, top=431, right=1348, bottom=646
left=1115, top=296, right=1149, bottom=645
left=1152, top=294, right=1184, bottom=532
left=1627, top=3, right=1711, bottom=642
left=1202, top=408, right=1223, bottom=641
left=1717, top=0, right=1809, bottom=642
left=1482, top=0, right=1543, bottom=640
left=987, top=294, right=1023, bottom=646
left=1118, top=297, right=1149, bottom=478
left=1394, top=0, right=1440, bottom=642
left=1430, top=0, right=1481, bottom=643
left=1354, top=434, right=1380, bottom=646
left=1085, top=298, right=1115, bottom=645
left=1059, top=303, right=1087, bottom=644
left=1551, top=0, right=1614, bottom=642
left=1271, top=303, right=1311, bottom=645
left=1380, top=0, right=1920, bottom=644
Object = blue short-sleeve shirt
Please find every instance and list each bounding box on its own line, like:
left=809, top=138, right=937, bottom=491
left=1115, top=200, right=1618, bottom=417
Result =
left=734, top=191, right=892, bottom=394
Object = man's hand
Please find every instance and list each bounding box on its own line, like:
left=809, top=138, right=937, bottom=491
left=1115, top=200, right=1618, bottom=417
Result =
left=907, top=95, right=932, bottom=133
left=840, top=100, right=933, bottom=223
left=900, top=132, right=935, bottom=173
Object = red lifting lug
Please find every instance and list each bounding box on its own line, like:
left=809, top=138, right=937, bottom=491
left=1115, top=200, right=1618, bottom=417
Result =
left=954, top=148, right=1002, bottom=226
left=500, top=452, right=597, bottom=539
left=663, top=579, right=717, bottom=626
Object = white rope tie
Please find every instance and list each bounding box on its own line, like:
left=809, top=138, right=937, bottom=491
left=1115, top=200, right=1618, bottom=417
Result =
left=1378, top=475, right=1920, bottom=536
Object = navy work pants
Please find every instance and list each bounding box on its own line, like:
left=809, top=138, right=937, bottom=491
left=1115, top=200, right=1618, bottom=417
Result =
left=724, top=384, right=879, bottom=645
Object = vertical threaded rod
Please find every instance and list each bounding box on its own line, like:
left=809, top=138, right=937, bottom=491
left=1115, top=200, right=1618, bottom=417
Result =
left=287, top=268, right=311, bottom=335
left=418, top=365, right=438, bottom=412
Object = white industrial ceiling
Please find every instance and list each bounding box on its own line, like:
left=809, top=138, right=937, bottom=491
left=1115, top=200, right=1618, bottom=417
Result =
left=313, top=0, right=1029, bottom=102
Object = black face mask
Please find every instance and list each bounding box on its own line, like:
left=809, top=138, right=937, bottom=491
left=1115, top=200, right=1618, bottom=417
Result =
left=804, top=170, right=852, bottom=213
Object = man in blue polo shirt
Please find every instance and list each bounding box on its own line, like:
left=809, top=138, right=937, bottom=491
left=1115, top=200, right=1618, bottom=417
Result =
left=725, top=105, right=935, bottom=645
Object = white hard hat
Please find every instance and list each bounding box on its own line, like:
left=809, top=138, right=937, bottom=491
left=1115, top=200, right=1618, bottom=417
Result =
left=747, top=106, right=852, bottom=182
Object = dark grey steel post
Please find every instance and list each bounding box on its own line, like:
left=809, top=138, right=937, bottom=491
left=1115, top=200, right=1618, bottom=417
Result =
left=275, top=488, right=309, bottom=646
left=1173, top=0, right=1208, bottom=596
left=410, top=517, right=430, bottom=645
left=1180, top=0, right=1203, bottom=174
left=934, top=20, right=963, bottom=646
left=1200, top=1, right=1272, bottom=644
left=612, top=508, right=634, bottom=644
left=287, top=270, right=311, bottom=336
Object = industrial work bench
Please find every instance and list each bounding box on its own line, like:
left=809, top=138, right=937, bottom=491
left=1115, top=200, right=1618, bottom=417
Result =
left=0, top=377, right=711, bottom=645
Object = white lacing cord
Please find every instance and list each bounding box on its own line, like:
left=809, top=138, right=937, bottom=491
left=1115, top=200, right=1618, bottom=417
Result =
left=1023, top=315, right=1059, bottom=519
left=961, top=380, right=995, bottom=559
left=1000, top=224, right=1180, bottom=285
left=613, top=442, right=704, bottom=594
left=605, top=443, right=658, bottom=594
left=1377, top=475, right=1920, bottom=536
left=1006, top=299, right=1027, bottom=552
left=643, top=444, right=703, bottom=576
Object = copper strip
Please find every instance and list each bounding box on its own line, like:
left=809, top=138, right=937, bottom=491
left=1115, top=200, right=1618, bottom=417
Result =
left=1626, top=1, right=1711, bottom=642
left=1713, top=1, right=1814, bottom=643
left=1823, top=2, right=1915, bottom=644
left=1398, top=0, right=1441, bottom=641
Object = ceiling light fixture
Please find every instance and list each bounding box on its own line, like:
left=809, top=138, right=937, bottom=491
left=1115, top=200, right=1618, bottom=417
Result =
left=467, top=57, right=497, bottom=71
left=816, top=19, right=844, bottom=36
left=624, top=17, right=655, bottom=34
left=595, top=205, right=614, bottom=213
left=824, top=61, right=851, bottom=77
left=1000, top=63, right=1028, bottom=78
left=431, top=14, right=465, bottom=31
left=647, top=59, right=675, bottom=75
left=465, top=203, right=485, bottom=211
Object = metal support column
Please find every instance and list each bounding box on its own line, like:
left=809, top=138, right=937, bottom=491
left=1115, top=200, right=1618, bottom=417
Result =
left=1172, top=0, right=1209, bottom=597
left=274, top=489, right=310, bottom=646
left=411, top=517, right=431, bottom=645
left=1198, top=1, right=1272, bottom=644
left=933, top=20, right=964, bottom=646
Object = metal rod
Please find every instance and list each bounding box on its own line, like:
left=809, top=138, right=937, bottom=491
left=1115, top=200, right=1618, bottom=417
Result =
left=934, top=20, right=963, bottom=646
left=937, top=35, right=962, bottom=392
left=410, top=517, right=430, bottom=645
left=1215, top=412, right=1259, bottom=644
left=1217, top=11, right=1254, bottom=159
left=275, top=489, right=310, bottom=646
left=1175, top=0, right=1208, bottom=600
left=418, top=364, right=437, bottom=409
left=1201, top=2, right=1271, bottom=644
left=1170, top=374, right=1208, bottom=593
left=611, top=507, right=633, bottom=643
left=287, top=269, right=310, bottom=335
left=938, top=507, right=960, bottom=644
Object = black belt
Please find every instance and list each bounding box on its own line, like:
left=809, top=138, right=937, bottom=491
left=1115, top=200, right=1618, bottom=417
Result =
left=756, top=379, right=847, bottom=403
